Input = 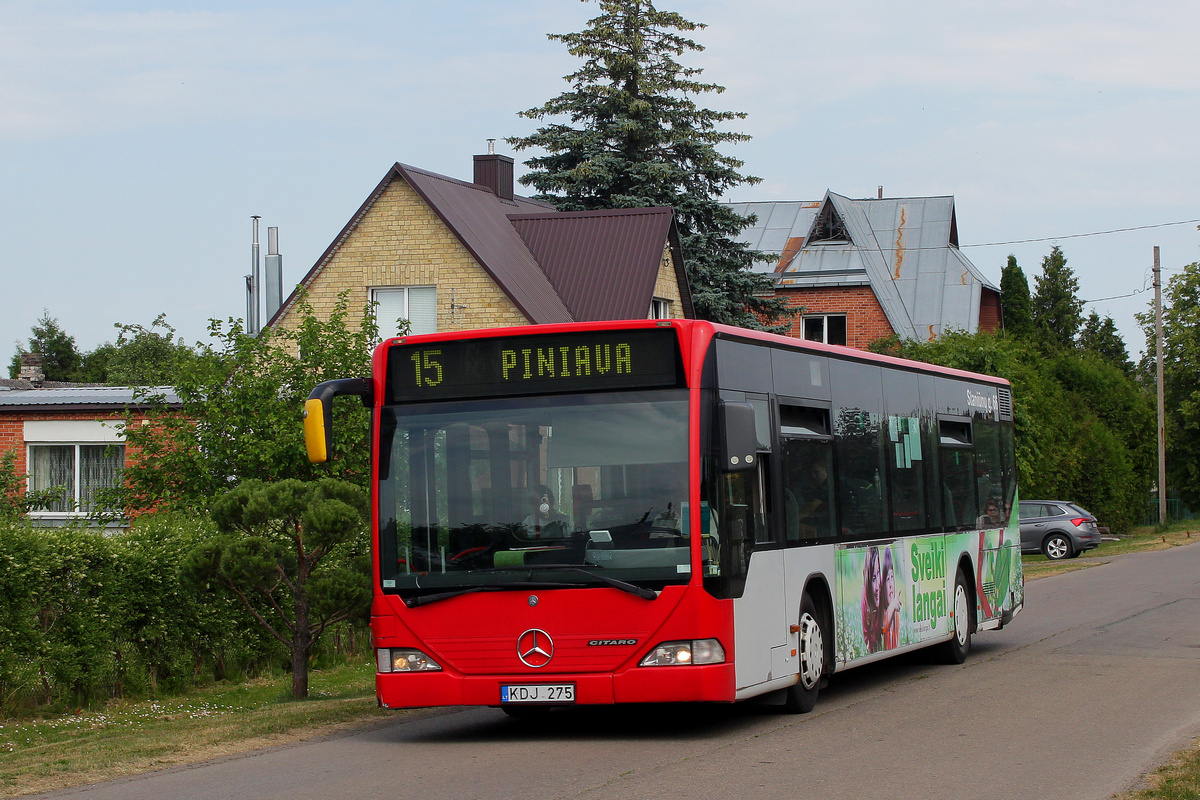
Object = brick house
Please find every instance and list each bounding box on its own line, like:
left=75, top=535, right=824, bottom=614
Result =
left=729, top=192, right=1001, bottom=349
left=0, top=373, right=178, bottom=526
left=267, top=152, right=694, bottom=337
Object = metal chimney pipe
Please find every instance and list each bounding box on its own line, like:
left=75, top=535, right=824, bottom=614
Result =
left=250, top=216, right=261, bottom=334
left=265, top=226, right=283, bottom=323
left=878, top=186, right=883, bottom=200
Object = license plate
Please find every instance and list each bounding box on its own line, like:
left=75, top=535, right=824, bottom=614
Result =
left=500, top=683, right=575, bottom=704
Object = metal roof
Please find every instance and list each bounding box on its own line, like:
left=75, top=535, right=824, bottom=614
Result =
left=510, top=206, right=693, bottom=321
left=0, top=386, right=180, bottom=410
left=730, top=192, right=997, bottom=340
left=270, top=159, right=690, bottom=330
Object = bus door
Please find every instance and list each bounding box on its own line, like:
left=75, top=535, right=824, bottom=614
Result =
left=720, top=393, right=788, bottom=690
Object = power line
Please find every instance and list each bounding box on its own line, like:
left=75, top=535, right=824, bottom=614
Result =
left=962, top=218, right=1200, bottom=248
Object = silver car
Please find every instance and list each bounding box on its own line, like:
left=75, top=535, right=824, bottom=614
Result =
left=1018, top=501, right=1102, bottom=560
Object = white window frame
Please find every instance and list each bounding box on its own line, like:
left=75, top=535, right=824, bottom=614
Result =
left=801, top=313, right=848, bottom=346
left=24, top=420, right=126, bottom=519
left=371, top=286, right=437, bottom=340
left=650, top=297, right=671, bottom=319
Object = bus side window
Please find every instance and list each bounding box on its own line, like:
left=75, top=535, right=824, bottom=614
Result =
left=779, top=401, right=836, bottom=544
left=781, top=437, right=836, bottom=543
left=938, top=420, right=976, bottom=529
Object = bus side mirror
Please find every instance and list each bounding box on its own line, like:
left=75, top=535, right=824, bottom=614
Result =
left=304, top=378, right=373, bottom=463
left=719, top=401, right=758, bottom=472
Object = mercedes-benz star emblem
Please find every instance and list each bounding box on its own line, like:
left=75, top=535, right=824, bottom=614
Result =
left=517, top=628, right=554, bottom=668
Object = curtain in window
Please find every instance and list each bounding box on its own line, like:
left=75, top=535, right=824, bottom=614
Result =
left=373, top=287, right=437, bottom=339
left=30, top=445, right=74, bottom=512
left=80, top=445, right=124, bottom=512
left=407, top=287, right=436, bottom=335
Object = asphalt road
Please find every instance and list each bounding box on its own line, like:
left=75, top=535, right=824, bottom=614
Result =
left=37, top=543, right=1200, bottom=800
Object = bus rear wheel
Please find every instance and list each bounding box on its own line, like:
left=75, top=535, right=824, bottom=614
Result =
left=784, top=593, right=826, bottom=713
left=935, top=567, right=972, bottom=664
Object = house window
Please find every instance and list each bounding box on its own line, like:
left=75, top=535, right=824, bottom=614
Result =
left=28, top=443, right=125, bottom=514
left=650, top=297, right=672, bottom=319
left=372, top=287, right=436, bottom=339
left=802, top=314, right=847, bottom=346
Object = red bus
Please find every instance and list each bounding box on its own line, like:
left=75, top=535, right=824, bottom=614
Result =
left=304, top=319, right=1023, bottom=714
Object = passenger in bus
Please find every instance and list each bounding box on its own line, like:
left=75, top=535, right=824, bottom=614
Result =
left=861, top=545, right=884, bottom=653
left=976, top=497, right=1004, bottom=529
left=522, top=485, right=570, bottom=538
left=881, top=547, right=902, bottom=650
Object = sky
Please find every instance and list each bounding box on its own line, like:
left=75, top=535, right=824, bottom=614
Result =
left=2, top=0, right=1197, bottom=365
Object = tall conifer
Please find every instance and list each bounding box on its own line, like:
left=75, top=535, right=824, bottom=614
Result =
left=509, top=0, right=790, bottom=330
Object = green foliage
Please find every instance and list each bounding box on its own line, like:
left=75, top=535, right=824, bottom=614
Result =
left=1138, top=262, right=1200, bottom=508
left=1031, top=245, right=1084, bottom=349
left=0, top=514, right=278, bottom=713
left=508, top=0, right=791, bottom=331
left=0, top=450, right=63, bottom=517
left=1078, top=310, right=1132, bottom=375
left=98, top=314, right=198, bottom=386
left=117, top=294, right=376, bottom=514
left=999, top=255, right=1033, bottom=337
left=871, top=330, right=1154, bottom=532
left=199, top=478, right=371, bottom=698
left=8, top=311, right=82, bottom=381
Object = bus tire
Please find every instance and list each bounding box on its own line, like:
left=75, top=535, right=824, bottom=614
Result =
left=936, top=566, right=972, bottom=664
left=783, top=593, right=826, bottom=713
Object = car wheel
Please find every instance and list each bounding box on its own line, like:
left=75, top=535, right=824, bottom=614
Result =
left=1043, top=533, right=1072, bottom=560
left=934, top=567, right=972, bottom=665
left=783, top=593, right=827, bottom=713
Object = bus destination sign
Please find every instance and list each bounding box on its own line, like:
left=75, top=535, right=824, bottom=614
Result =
left=385, top=328, right=682, bottom=403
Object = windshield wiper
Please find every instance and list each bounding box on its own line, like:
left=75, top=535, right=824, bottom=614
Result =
left=521, top=565, right=658, bottom=600
left=404, top=581, right=576, bottom=608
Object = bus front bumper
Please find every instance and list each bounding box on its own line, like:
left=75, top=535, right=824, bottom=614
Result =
left=376, top=663, right=736, bottom=709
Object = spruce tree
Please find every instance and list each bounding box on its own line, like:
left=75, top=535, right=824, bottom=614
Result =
left=508, top=0, right=790, bottom=330
left=1031, top=245, right=1084, bottom=349
left=1078, top=311, right=1132, bottom=374
left=999, top=255, right=1033, bottom=337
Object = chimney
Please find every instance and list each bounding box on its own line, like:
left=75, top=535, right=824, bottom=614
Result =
left=473, top=142, right=515, bottom=201
left=19, top=353, right=44, bottom=387
left=265, top=226, right=283, bottom=323
left=878, top=186, right=884, bottom=200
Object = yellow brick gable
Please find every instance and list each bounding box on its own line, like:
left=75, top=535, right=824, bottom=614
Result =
left=273, top=177, right=529, bottom=336
left=651, top=243, right=686, bottom=318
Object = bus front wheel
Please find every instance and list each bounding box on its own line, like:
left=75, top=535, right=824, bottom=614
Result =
left=784, top=593, right=827, bottom=713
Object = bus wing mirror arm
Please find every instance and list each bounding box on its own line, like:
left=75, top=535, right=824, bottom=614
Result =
left=304, top=378, right=373, bottom=464
left=719, top=401, right=758, bottom=473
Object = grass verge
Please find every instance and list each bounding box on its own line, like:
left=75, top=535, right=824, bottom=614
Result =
left=1117, top=736, right=1200, bottom=800
left=3, top=527, right=1198, bottom=799
left=0, top=658, right=392, bottom=798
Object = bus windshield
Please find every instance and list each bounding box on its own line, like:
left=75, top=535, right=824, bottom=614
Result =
left=377, top=389, right=692, bottom=598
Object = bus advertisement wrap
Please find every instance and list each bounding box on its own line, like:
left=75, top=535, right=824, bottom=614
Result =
left=834, top=524, right=1023, bottom=664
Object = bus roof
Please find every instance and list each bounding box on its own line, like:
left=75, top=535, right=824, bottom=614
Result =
left=378, top=319, right=1011, bottom=389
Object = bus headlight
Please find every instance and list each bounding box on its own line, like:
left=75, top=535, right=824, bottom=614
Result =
left=377, top=648, right=442, bottom=673
left=639, top=639, right=725, bottom=666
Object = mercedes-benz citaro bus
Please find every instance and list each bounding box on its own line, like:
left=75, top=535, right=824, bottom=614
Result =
left=303, top=319, right=1023, bottom=715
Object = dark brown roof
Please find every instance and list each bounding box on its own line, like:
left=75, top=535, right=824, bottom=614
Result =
left=510, top=207, right=693, bottom=321
left=399, top=164, right=573, bottom=324
left=268, top=159, right=691, bottom=329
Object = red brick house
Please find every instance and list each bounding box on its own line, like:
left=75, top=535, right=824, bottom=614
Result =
left=730, top=192, right=1001, bottom=348
left=0, top=378, right=178, bottom=526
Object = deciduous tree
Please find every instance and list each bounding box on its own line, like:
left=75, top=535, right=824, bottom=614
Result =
left=117, top=294, right=377, bottom=513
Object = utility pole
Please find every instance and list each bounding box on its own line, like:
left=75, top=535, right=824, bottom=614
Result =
left=1154, top=245, right=1167, bottom=525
